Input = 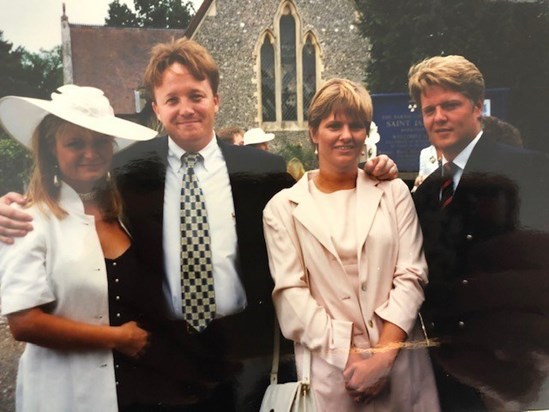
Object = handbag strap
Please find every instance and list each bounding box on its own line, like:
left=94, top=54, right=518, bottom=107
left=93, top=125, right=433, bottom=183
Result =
left=270, top=318, right=281, bottom=384
left=270, top=315, right=312, bottom=385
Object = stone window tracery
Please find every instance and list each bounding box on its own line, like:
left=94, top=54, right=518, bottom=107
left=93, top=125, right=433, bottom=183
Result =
left=256, top=1, right=321, bottom=129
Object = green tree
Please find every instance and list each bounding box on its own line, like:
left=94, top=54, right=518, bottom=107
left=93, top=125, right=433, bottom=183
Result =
left=0, top=32, right=34, bottom=97
left=0, top=32, right=63, bottom=99
left=105, top=0, right=195, bottom=28
left=357, top=0, right=549, bottom=152
left=20, top=46, right=64, bottom=99
left=0, top=32, right=61, bottom=192
left=0, top=137, right=32, bottom=194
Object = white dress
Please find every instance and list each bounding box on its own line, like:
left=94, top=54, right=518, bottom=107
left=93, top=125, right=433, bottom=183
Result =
left=0, top=184, right=118, bottom=412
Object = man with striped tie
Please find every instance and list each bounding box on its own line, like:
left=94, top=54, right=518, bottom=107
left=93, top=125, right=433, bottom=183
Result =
left=410, top=55, right=549, bottom=411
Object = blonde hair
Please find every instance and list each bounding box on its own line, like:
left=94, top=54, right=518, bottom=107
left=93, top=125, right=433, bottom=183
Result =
left=287, top=157, right=305, bottom=181
left=408, top=55, right=485, bottom=106
left=144, top=37, right=220, bottom=100
left=26, top=114, right=122, bottom=220
left=307, top=78, right=373, bottom=138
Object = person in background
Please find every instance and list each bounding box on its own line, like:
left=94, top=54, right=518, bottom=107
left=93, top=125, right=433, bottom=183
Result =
left=0, top=39, right=399, bottom=411
left=410, top=55, right=549, bottom=411
left=412, top=144, right=441, bottom=191
left=217, top=126, right=244, bottom=145
left=242, top=127, right=275, bottom=151
left=263, top=78, right=439, bottom=411
left=0, top=85, right=193, bottom=411
left=482, top=115, right=523, bottom=148
left=286, top=157, right=306, bottom=181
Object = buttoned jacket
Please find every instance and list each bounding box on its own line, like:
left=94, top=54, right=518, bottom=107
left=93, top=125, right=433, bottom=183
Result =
left=263, top=170, right=428, bottom=370
left=413, top=134, right=549, bottom=407
left=0, top=184, right=118, bottom=412
left=414, top=134, right=549, bottom=330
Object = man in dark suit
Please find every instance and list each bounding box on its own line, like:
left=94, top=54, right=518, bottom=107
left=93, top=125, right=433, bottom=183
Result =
left=410, top=55, right=549, bottom=411
left=111, top=38, right=297, bottom=411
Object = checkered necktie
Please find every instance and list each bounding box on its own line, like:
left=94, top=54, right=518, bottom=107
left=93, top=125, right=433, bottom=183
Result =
left=440, top=162, right=457, bottom=209
left=180, top=152, right=215, bottom=332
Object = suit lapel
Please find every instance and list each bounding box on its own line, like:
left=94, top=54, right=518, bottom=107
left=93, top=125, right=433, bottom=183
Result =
left=355, top=172, right=383, bottom=263
left=289, top=175, right=341, bottom=261
left=289, top=171, right=383, bottom=264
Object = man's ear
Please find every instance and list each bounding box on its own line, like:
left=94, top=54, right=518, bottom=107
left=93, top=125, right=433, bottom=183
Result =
left=214, top=94, right=220, bottom=113
left=473, top=99, right=483, bottom=119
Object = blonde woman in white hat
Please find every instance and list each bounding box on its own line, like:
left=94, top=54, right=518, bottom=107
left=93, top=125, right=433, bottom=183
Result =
left=0, top=85, right=193, bottom=411
left=243, top=127, right=275, bottom=151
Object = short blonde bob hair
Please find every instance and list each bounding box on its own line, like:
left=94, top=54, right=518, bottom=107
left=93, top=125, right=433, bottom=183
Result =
left=144, top=37, right=220, bottom=101
left=307, top=78, right=373, bottom=138
left=408, top=55, right=485, bottom=107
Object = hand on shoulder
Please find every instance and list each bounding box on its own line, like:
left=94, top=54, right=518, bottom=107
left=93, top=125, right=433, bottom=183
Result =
left=0, top=192, right=33, bottom=244
left=363, top=154, right=398, bottom=181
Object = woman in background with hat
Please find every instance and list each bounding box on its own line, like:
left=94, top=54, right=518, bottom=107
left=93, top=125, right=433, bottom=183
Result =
left=0, top=85, right=191, bottom=411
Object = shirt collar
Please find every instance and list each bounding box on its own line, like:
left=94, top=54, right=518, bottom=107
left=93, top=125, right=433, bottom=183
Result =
left=58, top=182, right=87, bottom=215
left=442, top=130, right=483, bottom=171
left=167, top=132, right=218, bottom=172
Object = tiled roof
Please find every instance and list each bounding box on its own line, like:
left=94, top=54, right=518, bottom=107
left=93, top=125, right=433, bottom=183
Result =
left=69, top=24, right=185, bottom=115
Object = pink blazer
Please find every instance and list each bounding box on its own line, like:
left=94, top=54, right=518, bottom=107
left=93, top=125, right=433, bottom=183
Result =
left=263, top=170, right=439, bottom=411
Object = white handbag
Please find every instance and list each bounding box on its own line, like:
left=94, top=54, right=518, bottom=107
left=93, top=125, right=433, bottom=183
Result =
left=259, top=320, right=317, bottom=412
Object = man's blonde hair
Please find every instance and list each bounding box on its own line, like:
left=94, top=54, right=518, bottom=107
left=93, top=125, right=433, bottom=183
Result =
left=307, top=78, right=373, bottom=137
left=144, top=37, right=220, bottom=101
left=408, top=55, right=485, bottom=106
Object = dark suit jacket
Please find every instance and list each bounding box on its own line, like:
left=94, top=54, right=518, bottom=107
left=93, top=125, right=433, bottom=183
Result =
left=112, top=136, right=295, bottom=397
left=414, top=134, right=549, bottom=408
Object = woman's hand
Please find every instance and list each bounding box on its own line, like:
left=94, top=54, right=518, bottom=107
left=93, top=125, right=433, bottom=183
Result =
left=115, top=321, right=150, bottom=358
left=343, top=321, right=405, bottom=403
left=343, top=348, right=396, bottom=403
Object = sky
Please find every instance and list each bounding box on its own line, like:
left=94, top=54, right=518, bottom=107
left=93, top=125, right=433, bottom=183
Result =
left=0, top=0, right=202, bottom=53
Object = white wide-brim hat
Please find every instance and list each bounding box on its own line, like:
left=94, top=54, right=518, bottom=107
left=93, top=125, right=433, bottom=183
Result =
left=243, top=127, right=275, bottom=145
left=0, top=85, right=158, bottom=151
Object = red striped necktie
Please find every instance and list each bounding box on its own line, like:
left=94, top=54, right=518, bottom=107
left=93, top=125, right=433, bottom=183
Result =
left=440, top=162, right=457, bottom=209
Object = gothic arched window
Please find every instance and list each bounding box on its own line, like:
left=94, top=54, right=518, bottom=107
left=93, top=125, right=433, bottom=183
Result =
left=280, top=14, right=297, bottom=121
left=260, top=36, right=276, bottom=122
left=257, top=2, right=321, bottom=128
left=302, top=34, right=317, bottom=120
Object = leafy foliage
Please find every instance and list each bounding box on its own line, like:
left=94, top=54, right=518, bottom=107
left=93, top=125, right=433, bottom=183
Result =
left=357, top=0, right=549, bottom=152
left=276, top=139, right=317, bottom=172
left=0, top=32, right=63, bottom=99
left=105, top=0, right=195, bottom=28
left=0, top=32, right=62, bottom=192
left=0, top=135, right=32, bottom=194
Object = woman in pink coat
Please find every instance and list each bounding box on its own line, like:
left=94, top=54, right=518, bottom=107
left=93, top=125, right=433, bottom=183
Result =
left=263, top=79, right=440, bottom=411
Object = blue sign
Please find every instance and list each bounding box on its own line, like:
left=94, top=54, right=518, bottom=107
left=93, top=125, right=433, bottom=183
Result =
left=372, top=89, right=510, bottom=172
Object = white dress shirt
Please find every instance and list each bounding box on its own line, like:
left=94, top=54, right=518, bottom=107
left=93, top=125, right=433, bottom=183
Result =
left=442, top=130, right=483, bottom=190
left=163, top=134, right=247, bottom=319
